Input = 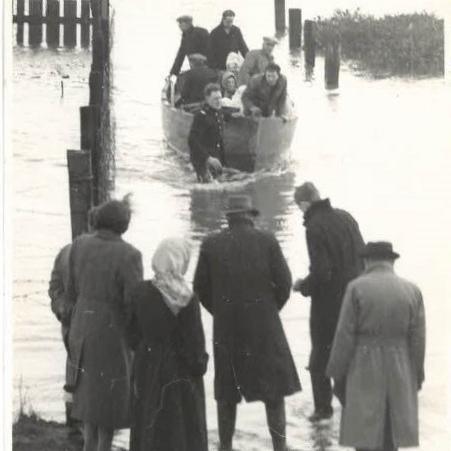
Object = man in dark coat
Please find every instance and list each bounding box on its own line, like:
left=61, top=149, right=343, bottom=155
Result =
left=177, top=54, right=219, bottom=106
left=242, top=63, right=288, bottom=118
left=170, top=15, right=210, bottom=76
left=208, top=10, right=249, bottom=71
left=194, top=195, right=301, bottom=451
left=293, top=182, right=365, bottom=422
left=188, top=83, right=226, bottom=183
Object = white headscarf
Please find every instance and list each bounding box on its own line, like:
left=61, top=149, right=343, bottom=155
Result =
left=151, top=238, right=193, bottom=315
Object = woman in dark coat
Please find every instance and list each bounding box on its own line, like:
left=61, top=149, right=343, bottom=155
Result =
left=128, top=238, right=209, bottom=451
left=66, top=196, right=143, bottom=451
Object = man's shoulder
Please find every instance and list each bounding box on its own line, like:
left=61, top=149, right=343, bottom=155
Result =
left=246, top=49, right=260, bottom=58
left=194, top=26, right=209, bottom=35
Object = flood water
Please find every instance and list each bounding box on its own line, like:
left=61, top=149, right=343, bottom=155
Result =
left=12, top=0, right=451, bottom=449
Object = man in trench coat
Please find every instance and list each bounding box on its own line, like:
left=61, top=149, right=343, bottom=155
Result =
left=194, top=195, right=301, bottom=451
left=327, top=242, right=426, bottom=451
left=293, top=182, right=365, bottom=421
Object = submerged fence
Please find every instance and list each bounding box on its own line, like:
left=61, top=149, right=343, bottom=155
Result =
left=13, top=0, right=93, bottom=48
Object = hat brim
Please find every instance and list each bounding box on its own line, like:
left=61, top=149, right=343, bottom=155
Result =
left=360, top=250, right=400, bottom=260
left=225, top=208, right=260, bottom=217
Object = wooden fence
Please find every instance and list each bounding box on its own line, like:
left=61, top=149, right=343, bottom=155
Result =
left=13, top=0, right=93, bottom=48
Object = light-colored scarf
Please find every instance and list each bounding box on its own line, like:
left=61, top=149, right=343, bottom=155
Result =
left=151, top=238, right=193, bottom=316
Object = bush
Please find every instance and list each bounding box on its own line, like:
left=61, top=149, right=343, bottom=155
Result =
left=315, top=9, right=444, bottom=78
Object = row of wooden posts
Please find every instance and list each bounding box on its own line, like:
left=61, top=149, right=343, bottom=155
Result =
left=13, top=0, right=93, bottom=47
left=67, top=0, right=111, bottom=239
left=274, top=1, right=340, bottom=90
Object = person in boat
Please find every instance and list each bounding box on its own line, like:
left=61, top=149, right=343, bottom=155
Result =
left=238, top=36, right=277, bottom=86
left=241, top=63, right=288, bottom=119
left=128, top=237, right=209, bottom=451
left=208, top=10, right=249, bottom=71
left=220, top=71, right=245, bottom=112
left=176, top=53, right=219, bottom=108
left=170, top=15, right=210, bottom=76
left=193, top=194, right=301, bottom=451
left=188, top=83, right=226, bottom=183
left=66, top=195, right=144, bottom=451
left=293, top=182, right=365, bottom=422
left=225, top=51, right=244, bottom=79
left=327, top=241, right=425, bottom=451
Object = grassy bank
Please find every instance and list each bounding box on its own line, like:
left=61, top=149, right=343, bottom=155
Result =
left=315, top=9, right=444, bottom=78
left=13, top=412, right=126, bottom=451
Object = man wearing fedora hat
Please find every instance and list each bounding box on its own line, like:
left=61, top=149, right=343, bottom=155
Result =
left=170, top=15, right=210, bottom=76
left=327, top=242, right=425, bottom=451
left=293, top=182, right=365, bottom=422
left=194, top=195, right=301, bottom=451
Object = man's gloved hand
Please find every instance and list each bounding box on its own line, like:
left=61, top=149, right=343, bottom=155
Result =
left=207, top=157, right=223, bottom=176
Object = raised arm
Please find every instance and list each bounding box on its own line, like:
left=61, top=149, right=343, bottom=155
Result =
left=170, top=40, right=186, bottom=76
left=237, top=28, right=249, bottom=57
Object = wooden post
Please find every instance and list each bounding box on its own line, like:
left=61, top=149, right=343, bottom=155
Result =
left=446, top=15, right=451, bottom=83
left=274, top=0, right=286, bottom=35
left=16, top=0, right=25, bottom=45
left=304, top=20, right=316, bottom=67
left=325, top=39, right=340, bottom=90
left=46, top=0, right=60, bottom=48
left=89, top=70, right=103, bottom=105
left=67, top=150, right=93, bottom=239
left=63, top=0, right=77, bottom=47
left=288, top=9, right=302, bottom=49
left=29, top=0, right=43, bottom=46
left=81, top=0, right=91, bottom=48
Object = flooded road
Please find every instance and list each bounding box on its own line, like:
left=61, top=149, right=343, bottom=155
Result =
left=13, top=0, right=451, bottom=449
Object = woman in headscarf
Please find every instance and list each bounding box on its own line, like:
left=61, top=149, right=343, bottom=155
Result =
left=221, top=70, right=246, bottom=113
left=66, top=195, right=143, bottom=451
left=128, top=238, right=209, bottom=451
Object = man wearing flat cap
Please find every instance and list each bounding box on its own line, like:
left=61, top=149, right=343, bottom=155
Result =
left=238, top=36, right=277, bottom=86
left=170, top=15, right=210, bottom=76
left=176, top=53, right=219, bottom=106
left=327, top=242, right=425, bottom=451
left=209, top=10, right=249, bottom=71
left=293, top=182, right=365, bottom=422
left=194, top=195, right=301, bottom=451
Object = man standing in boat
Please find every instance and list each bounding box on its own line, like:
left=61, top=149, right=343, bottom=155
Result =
left=238, top=36, right=277, bottom=86
left=242, top=63, right=288, bottom=119
left=208, top=10, right=249, bottom=71
left=170, top=15, right=210, bottom=76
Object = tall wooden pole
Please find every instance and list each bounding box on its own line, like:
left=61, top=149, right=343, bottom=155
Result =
left=288, top=9, right=302, bottom=49
left=274, top=0, right=286, bottom=35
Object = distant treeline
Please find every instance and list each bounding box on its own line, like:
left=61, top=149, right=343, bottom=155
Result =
left=315, top=9, right=444, bottom=78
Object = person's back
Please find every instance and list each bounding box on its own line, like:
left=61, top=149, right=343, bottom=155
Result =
left=180, top=66, right=218, bottom=105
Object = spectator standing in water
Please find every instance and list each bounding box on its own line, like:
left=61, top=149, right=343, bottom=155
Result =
left=209, top=10, right=249, bottom=71
left=293, top=182, right=365, bottom=422
left=170, top=15, right=210, bottom=76
left=194, top=195, right=301, bottom=451
left=327, top=242, right=426, bottom=451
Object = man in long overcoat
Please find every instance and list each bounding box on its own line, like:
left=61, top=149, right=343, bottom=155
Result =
left=194, top=195, right=301, bottom=451
left=66, top=196, right=143, bottom=450
left=208, top=10, right=248, bottom=71
left=170, top=15, right=210, bottom=76
left=293, top=182, right=365, bottom=421
left=327, top=242, right=426, bottom=451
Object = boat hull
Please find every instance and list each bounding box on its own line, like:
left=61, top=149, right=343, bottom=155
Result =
left=161, top=102, right=297, bottom=172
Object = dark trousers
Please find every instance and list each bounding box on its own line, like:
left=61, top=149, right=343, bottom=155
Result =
left=309, top=342, right=333, bottom=413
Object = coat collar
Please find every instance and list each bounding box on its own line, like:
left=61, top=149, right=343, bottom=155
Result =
left=227, top=216, right=255, bottom=229
left=364, top=261, right=395, bottom=275
left=303, top=198, right=332, bottom=224
left=95, top=229, right=122, bottom=241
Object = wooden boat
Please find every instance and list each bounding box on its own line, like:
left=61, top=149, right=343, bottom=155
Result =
left=161, top=93, right=298, bottom=173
